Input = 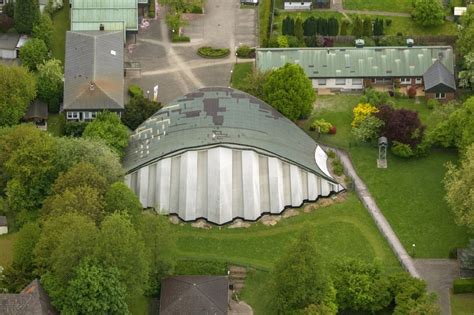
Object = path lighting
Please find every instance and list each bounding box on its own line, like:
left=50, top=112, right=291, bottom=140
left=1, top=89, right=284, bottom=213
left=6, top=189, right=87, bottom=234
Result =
left=412, top=243, right=416, bottom=257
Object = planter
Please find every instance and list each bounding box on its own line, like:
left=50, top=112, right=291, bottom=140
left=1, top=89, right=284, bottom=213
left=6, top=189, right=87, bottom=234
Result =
left=197, top=46, right=230, bottom=59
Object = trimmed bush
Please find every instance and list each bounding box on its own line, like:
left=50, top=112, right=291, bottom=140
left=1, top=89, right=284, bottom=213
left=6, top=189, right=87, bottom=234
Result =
left=172, top=34, right=190, bottom=42
left=331, top=158, right=344, bottom=176
left=327, top=150, right=336, bottom=159
left=64, top=122, right=87, bottom=137
left=407, top=86, right=417, bottom=98
left=128, top=84, right=143, bottom=98
left=259, top=0, right=272, bottom=46
left=190, top=5, right=203, bottom=14
left=197, top=46, right=230, bottom=58
left=236, top=45, right=255, bottom=58
left=391, top=141, right=414, bottom=158
left=453, top=278, right=474, bottom=294
left=310, top=119, right=333, bottom=133
left=427, top=98, right=439, bottom=109
left=175, top=260, right=227, bottom=275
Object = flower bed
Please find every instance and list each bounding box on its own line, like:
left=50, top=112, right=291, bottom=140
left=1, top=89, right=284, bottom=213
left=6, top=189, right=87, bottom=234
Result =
left=197, top=46, right=230, bottom=58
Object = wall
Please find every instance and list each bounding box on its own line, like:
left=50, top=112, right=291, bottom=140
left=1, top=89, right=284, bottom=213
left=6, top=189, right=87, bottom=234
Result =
left=0, top=226, right=8, bottom=235
left=0, top=49, right=16, bottom=59
left=312, top=78, right=364, bottom=91
left=425, top=92, right=455, bottom=102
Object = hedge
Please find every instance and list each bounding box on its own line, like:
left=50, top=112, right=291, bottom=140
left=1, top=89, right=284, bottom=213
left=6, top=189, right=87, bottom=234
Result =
left=453, top=278, right=474, bottom=294
left=197, top=46, right=230, bottom=58
left=175, top=259, right=227, bottom=275
left=259, top=0, right=272, bottom=46
left=172, top=34, right=191, bottom=42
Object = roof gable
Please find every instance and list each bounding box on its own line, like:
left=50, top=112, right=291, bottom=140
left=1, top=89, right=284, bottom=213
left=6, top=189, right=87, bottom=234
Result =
left=0, top=279, right=57, bottom=315
left=423, top=60, right=456, bottom=92
left=64, top=31, right=124, bottom=111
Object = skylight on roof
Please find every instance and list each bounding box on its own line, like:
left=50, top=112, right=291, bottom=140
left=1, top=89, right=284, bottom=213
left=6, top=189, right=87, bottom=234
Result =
left=110, top=50, right=116, bottom=56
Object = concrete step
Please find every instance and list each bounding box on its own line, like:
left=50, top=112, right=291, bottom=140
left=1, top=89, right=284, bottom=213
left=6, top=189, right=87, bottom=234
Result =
left=229, top=274, right=247, bottom=280
left=229, top=266, right=247, bottom=273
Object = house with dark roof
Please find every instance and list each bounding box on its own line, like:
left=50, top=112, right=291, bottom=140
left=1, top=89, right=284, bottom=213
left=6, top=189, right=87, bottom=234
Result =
left=159, top=276, right=229, bottom=315
left=257, top=45, right=456, bottom=101
left=63, top=30, right=124, bottom=121
left=0, top=279, right=57, bottom=315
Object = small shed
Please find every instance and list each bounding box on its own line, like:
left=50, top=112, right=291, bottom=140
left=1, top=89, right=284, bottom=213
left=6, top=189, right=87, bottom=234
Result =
left=284, top=2, right=312, bottom=10
left=423, top=60, right=456, bottom=102
left=0, top=216, right=7, bottom=235
left=23, top=100, right=48, bottom=130
left=0, top=33, right=20, bottom=59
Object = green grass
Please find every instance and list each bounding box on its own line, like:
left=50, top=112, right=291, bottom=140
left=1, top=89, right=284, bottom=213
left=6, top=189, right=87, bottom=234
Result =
left=0, top=233, right=17, bottom=268
left=51, top=0, right=70, bottom=64
left=127, top=294, right=149, bottom=315
left=305, top=95, right=472, bottom=258
left=240, top=269, right=274, bottom=314
left=274, top=11, right=458, bottom=36
left=451, top=293, right=474, bottom=315
left=343, top=0, right=413, bottom=13
left=47, top=113, right=65, bottom=137
left=230, top=62, right=253, bottom=90
left=173, top=193, right=400, bottom=271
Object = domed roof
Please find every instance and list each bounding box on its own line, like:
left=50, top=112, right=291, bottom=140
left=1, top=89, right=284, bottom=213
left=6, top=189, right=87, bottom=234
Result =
left=123, top=87, right=331, bottom=181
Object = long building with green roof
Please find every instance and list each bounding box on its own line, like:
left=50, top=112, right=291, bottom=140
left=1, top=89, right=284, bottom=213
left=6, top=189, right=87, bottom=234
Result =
left=123, top=87, right=343, bottom=225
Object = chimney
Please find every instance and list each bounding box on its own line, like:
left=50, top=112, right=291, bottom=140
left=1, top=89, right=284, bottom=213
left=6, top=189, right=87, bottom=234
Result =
left=89, top=81, right=95, bottom=91
left=407, top=38, right=414, bottom=47
left=355, top=39, right=365, bottom=48
left=99, top=24, right=104, bottom=31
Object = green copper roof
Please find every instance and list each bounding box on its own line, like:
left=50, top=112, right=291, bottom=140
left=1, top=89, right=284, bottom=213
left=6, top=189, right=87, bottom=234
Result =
left=122, top=87, right=336, bottom=183
left=256, top=46, right=455, bottom=78
left=71, top=0, right=138, bottom=32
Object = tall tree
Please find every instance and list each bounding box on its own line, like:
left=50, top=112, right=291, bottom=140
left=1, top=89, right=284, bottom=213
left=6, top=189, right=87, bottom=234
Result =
left=263, top=63, right=315, bottom=121
left=239, top=69, right=271, bottom=100
left=83, top=112, right=129, bottom=157
left=351, top=16, right=363, bottom=37
left=272, top=228, right=337, bottom=313
left=294, top=18, right=304, bottom=42
left=51, top=162, right=108, bottom=196
left=459, top=52, right=474, bottom=90
left=328, top=17, right=339, bottom=36
left=340, top=19, right=350, bottom=35
left=362, top=17, right=372, bottom=36
left=444, top=144, right=474, bottom=231
left=36, top=59, right=63, bottom=113
left=32, top=13, right=53, bottom=49
left=19, top=38, right=49, bottom=71
left=411, top=0, right=445, bottom=27
left=104, top=182, right=142, bottom=223
left=14, top=0, right=40, bottom=34
left=122, top=96, right=162, bottom=130
left=457, top=6, right=474, bottom=57
left=0, top=65, right=36, bottom=126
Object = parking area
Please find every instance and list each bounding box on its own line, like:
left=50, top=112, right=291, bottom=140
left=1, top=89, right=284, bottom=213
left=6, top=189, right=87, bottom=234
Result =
left=125, top=0, right=257, bottom=105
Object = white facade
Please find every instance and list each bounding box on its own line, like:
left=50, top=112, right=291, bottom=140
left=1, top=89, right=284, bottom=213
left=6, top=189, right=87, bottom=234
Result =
left=126, top=146, right=342, bottom=225
left=312, top=78, right=364, bottom=91
left=284, top=2, right=312, bottom=10
left=0, top=226, right=7, bottom=235
left=0, top=48, right=16, bottom=59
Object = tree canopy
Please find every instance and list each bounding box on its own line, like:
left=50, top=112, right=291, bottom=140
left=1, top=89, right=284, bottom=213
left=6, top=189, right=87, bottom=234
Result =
left=0, top=65, right=36, bottom=126
left=104, top=182, right=142, bottom=223
left=457, top=5, right=474, bottom=57
left=32, top=13, right=53, bottom=50
left=19, top=38, right=49, bottom=71
left=122, top=96, right=162, bottom=130
left=36, top=59, right=63, bottom=113
left=411, top=0, right=445, bottom=27
left=14, top=0, right=40, bottom=34
left=83, top=112, right=129, bottom=157
left=263, top=63, right=315, bottom=121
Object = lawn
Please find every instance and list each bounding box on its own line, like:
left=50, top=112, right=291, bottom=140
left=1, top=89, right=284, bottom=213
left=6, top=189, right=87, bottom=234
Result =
left=0, top=233, right=17, bottom=268
left=451, top=293, right=474, bottom=315
left=274, top=11, right=458, bottom=36
left=231, top=62, right=253, bottom=90
left=306, top=95, right=471, bottom=257
left=173, top=193, right=401, bottom=271
left=343, top=0, right=413, bottom=13
left=51, top=0, right=70, bottom=64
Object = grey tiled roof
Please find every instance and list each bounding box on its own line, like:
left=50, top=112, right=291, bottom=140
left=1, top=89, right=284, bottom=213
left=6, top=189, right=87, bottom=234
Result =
left=0, top=279, right=57, bottom=315
left=423, top=60, right=456, bottom=92
left=63, top=31, right=124, bottom=111
left=0, top=33, right=20, bottom=50
left=160, top=276, right=228, bottom=315
left=24, top=101, right=48, bottom=120
left=122, top=87, right=336, bottom=184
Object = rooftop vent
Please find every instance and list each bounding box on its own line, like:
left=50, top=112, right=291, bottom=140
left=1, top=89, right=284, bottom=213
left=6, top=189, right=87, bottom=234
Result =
left=407, top=38, right=414, bottom=47
left=89, top=81, right=95, bottom=91
left=355, top=39, right=365, bottom=48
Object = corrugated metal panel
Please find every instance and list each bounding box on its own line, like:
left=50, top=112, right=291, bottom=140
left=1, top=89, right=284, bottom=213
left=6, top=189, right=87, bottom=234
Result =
left=127, top=147, right=343, bottom=225
left=256, top=46, right=455, bottom=78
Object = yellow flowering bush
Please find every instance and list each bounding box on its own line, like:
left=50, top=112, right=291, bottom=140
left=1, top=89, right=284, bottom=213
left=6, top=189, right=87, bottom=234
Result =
left=352, top=103, right=379, bottom=128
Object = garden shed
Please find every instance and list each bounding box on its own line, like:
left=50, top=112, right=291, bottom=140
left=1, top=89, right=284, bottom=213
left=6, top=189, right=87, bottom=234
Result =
left=0, top=33, right=19, bottom=59
left=23, top=100, right=48, bottom=130
left=123, top=87, right=343, bottom=225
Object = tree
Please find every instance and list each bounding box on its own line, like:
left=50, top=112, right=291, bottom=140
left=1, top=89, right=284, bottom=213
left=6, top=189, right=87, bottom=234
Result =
left=411, top=0, right=444, bottom=27
left=352, top=115, right=385, bottom=142
left=122, top=96, right=162, bottom=130
left=32, top=13, right=53, bottom=49
left=263, top=63, right=315, bottom=121
left=63, top=258, right=129, bottom=314
left=165, top=11, right=187, bottom=35
left=104, top=182, right=142, bottom=223
left=14, top=0, right=40, bottom=34
left=328, top=17, right=339, bottom=36
left=139, top=214, right=176, bottom=295
left=359, top=88, right=390, bottom=106
left=83, top=112, right=129, bottom=157
left=36, top=59, right=63, bottom=113
left=362, top=17, right=372, bottom=36
left=283, top=16, right=296, bottom=36
left=239, top=69, right=270, bottom=100
left=276, top=35, right=289, bottom=47
left=294, top=18, right=304, bottom=42
left=317, top=18, right=328, bottom=36
left=373, top=18, right=384, bottom=36
left=351, top=16, right=363, bottom=37
left=2, top=222, right=41, bottom=292
left=332, top=258, right=391, bottom=312
left=272, top=228, right=336, bottom=313
left=340, top=19, right=350, bottom=35
left=19, top=38, right=49, bottom=71
left=459, top=52, right=474, bottom=90
left=303, top=16, right=317, bottom=36
left=94, top=213, right=150, bottom=297
left=51, top=162, right=108, bottom=196
left=459, top=239, right=474, bottom=270
left=0, top=65, right=36, bottom=126
left=54, top=137, right=123, bottom=184
left=444, top=144, right=474, bottom=230
left=457, top=6, right=474, bottom=57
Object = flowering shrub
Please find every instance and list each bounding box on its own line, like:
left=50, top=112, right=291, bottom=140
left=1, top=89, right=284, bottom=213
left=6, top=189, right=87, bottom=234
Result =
left=352, top=103, right=379, bottom=128
left=352, top=115, right=384, bottom=142
left=391, top=141, right=414, bottom=158
left=310, top=119, right=333, bottom=134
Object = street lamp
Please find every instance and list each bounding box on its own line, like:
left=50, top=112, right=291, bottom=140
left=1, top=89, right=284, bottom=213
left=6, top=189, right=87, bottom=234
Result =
left=412, top=243, right=416, bottom=258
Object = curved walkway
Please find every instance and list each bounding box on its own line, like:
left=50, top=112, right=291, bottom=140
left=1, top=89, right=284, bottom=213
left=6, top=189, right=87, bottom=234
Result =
left=323, top=145, right=421, bottom=278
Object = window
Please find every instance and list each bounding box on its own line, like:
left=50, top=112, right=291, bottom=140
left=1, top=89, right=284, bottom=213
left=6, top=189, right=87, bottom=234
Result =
left=91, top=112, right=97, bottom=119
left=352, top=78, right=363, bottom=85
left=336, top=78, right=346, bottom=85
left=415, top=78, right=422, bottom=84
left=371, top=78, right=377, bottom=84
left=400, top=77, right=411, bottom=84
left=67, top=112, right=79, bottom=120
left=435, top=93, right=446, bottom=99
left=318, top=79, right=326, bottom=86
